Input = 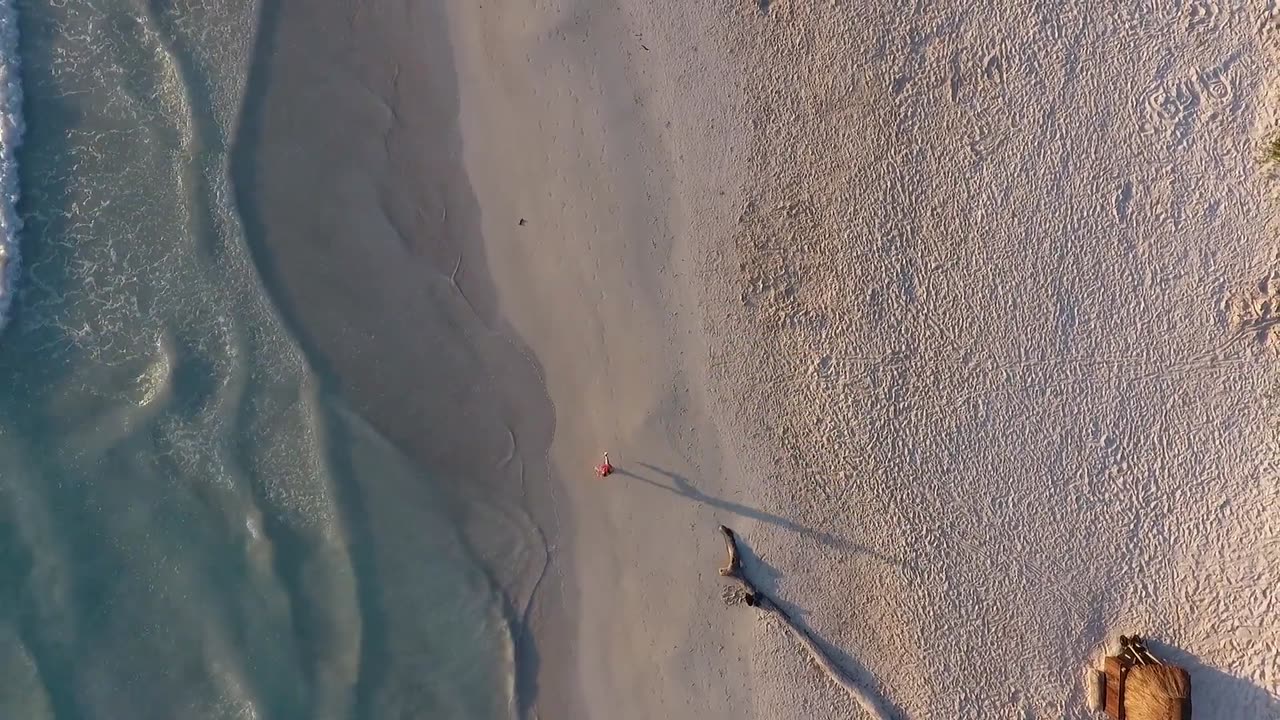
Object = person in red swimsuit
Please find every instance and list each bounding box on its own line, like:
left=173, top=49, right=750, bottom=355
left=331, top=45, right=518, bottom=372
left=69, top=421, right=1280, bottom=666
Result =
left=595, top=452, right=613, bottom=477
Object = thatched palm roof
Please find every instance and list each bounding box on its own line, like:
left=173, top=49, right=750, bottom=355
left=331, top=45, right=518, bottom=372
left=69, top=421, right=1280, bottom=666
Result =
left=1125, top=664, right=1192, bottom=720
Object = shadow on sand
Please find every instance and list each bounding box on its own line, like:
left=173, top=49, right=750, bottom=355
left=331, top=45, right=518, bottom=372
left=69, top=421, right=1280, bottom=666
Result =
left=1147, top=639, right=1280, bottom=718
left=614, top=463, right=913, bottom=716
left=615, top=462, right=907, bottom=573
left=725, top=528, right=905, bottom=720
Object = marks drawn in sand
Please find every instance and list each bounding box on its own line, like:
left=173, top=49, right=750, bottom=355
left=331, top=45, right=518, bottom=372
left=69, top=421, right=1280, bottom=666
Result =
left=1196, top=59, right=1237, bottom=109
left=1108, top=4, right=1153, bottom=43
left=1136, top=76, right=1200, bottom=149
left=1224, top=271, right=1280, bottom=350
left=1182, top=0, right=1226, bottom=35
left=983, top=52, right=1005, bottom=85
left=1260, top=0, right=1280, bottom=39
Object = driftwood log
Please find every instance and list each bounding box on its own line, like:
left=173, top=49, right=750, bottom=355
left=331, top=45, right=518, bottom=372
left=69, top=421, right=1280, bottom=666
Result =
left=717, top=525, right=893, bottom=720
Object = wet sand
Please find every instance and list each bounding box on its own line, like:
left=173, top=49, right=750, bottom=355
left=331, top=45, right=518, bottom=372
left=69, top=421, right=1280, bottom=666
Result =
left=232, top=0, right=557, bottom=715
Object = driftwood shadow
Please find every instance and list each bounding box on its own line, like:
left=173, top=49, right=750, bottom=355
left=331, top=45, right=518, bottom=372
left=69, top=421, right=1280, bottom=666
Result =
left=717, top=526, right=905, bottom=720
left=1146, top=639, right=1280, bottom=719
left=734, top=539, right=807, bottom=623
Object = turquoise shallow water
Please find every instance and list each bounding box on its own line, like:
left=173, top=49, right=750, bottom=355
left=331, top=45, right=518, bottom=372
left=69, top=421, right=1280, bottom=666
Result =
left=0, top=1, right=544, bottom=717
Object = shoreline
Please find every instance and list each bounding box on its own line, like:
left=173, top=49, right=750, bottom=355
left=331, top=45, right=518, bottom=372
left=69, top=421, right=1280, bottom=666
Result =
left=444, top=1, right=757, bottom=717
left=231, top=0, right=559, bottom=715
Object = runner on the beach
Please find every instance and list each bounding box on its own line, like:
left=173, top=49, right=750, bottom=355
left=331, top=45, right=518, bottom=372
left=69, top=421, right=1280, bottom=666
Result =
left=595, top=452, right=613, bottom=477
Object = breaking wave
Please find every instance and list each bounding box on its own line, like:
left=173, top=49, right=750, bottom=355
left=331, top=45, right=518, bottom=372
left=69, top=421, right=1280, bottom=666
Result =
left=0, top=0, right=22, bottom=335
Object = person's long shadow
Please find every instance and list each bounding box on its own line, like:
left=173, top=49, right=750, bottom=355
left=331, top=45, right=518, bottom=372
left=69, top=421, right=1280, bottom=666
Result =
left=616, top=462, right=906, bottom=572
left=1146, top=639, right=1280, bottom=718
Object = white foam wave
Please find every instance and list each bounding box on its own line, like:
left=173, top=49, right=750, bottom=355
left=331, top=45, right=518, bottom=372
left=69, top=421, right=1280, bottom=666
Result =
left=0, top=0, right=22, bottom=335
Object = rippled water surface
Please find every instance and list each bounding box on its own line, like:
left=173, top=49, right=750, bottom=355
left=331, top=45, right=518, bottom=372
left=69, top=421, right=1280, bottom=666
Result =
left=0, top=2, right=539, bottom=717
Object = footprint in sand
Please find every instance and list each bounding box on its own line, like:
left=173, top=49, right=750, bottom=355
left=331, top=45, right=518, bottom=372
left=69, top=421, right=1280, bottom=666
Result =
left=1135, top=77, right=1200, bottom=149
left=967, top=118, right=1008, bottom=161
left=1196, top=61, right=1235, bottom=109
left=982, top=52, right=1004, bottom=86
left=1107, top=5, right=1151, bottom=43
left=1225, top=272, right=1280, bottom=350
left=1259, top=1, right=1280, bottom=39
left=1183, top=0, right=1225, bottom=34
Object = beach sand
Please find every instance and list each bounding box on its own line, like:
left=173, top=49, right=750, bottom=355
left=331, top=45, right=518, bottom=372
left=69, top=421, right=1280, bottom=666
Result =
left=444, top=1, right=1280, bottom=719
left=708, top=5, right=1280, bottom=718
left=239, top=0, right=1280, bottom=716
left=445, top=2, right=758, bottom=716
left=235, top=0, right=755, bottom=716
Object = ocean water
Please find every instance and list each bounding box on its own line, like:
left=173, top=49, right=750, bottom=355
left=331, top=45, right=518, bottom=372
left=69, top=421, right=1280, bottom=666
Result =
left=0, top=0, right=20, bottom=332
left=0, top=1, right=543, bottom=718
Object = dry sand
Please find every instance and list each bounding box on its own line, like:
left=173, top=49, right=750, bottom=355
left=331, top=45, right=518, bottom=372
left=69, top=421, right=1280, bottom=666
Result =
left=446, top=1, right=1280, bottom=718
left=709, top=4, right=1280, bottom=718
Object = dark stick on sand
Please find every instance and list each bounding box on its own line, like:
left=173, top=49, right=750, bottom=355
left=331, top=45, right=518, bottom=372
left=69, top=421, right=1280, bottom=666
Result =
left=717, top=525, right=895, bottom=720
